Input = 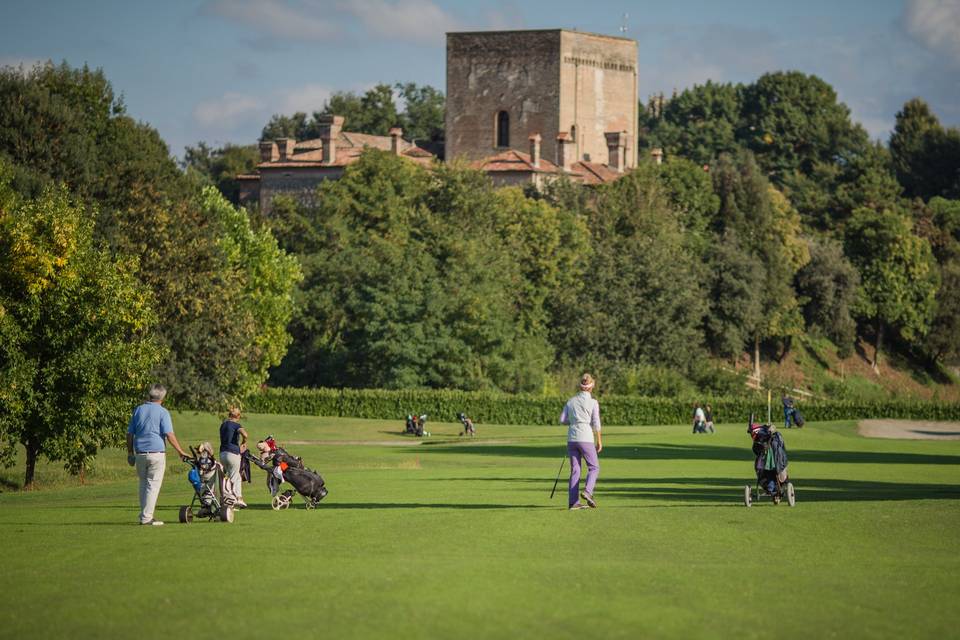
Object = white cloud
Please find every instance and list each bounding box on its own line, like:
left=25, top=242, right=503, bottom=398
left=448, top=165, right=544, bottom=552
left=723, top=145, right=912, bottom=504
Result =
left=339, top=0, right=460, bottom=43
left=903, top=0, right=960, bottom=65
left=191, top=83, right=335, bottom=134
left=193, top=92, right=264, bottom=128
left=204, top=0, right=339, bottom=41
left=277, top=83, right=334, bottom=114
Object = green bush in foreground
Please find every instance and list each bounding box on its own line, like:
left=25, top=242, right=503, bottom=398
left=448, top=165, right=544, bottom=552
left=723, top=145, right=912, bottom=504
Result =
left=245, top=387, right=960, bottom=426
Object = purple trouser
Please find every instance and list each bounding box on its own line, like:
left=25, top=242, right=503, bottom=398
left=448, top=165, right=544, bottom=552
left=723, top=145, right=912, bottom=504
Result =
left=568, top=441, right=599, bottom=506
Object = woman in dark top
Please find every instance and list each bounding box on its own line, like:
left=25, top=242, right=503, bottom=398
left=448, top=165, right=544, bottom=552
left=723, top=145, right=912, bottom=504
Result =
left=219, top=407, right=249, bottom=508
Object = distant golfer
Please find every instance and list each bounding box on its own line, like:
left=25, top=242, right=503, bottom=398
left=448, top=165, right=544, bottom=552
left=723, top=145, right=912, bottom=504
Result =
left=559, top=373, right=602, bottom=510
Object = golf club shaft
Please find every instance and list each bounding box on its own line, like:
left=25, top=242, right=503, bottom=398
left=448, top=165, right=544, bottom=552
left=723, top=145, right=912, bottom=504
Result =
left=549, top=454, right=566, bottom=499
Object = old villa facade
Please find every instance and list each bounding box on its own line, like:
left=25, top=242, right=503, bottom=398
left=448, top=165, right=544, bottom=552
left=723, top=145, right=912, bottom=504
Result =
left=241, top=28, right=644, bottom=211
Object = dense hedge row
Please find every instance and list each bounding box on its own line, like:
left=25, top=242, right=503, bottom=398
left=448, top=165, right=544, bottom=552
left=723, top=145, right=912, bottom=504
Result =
left=245, top=387, right=960, bottom=425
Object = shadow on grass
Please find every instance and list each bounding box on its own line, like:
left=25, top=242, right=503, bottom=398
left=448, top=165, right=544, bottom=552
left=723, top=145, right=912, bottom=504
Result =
left=441, top=475, right=960, bottom=503
left=420, top=442, right=960, bottom=466
left=244, top=501, right=548, bottom=511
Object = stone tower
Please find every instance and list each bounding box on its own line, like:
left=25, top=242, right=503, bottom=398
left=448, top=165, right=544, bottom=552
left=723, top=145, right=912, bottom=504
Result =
left=445, top=29, right=638, bottom=169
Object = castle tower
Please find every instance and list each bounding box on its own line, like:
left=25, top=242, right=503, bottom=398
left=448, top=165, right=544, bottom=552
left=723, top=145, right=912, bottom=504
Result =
left=445, top=29, right=638, bottom=170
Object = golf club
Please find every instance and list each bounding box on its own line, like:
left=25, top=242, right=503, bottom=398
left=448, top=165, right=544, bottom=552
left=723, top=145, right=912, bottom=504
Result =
left=549, top=454, right=566, bottom=499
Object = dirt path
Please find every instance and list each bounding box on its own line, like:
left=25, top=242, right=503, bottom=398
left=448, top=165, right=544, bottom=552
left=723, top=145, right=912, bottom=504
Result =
left=858, top=420, right=960, bottom=440
left=284, top=438, right=518, bottom=447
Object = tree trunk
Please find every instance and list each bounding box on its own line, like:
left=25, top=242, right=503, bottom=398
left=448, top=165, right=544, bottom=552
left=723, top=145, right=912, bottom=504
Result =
left=871, top=322, right=884, bottom=374
left=753, top=334, right=761, bottom=381
left=24, top=438, right=39, bottom=490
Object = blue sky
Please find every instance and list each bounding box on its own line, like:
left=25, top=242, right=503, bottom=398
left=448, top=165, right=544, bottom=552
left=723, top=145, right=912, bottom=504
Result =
left=2, top=0, right=958, bottom=157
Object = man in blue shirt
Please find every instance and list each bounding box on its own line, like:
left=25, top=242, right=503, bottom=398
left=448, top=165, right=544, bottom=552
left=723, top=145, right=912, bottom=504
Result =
left=126, top=384, right=189, bottom=526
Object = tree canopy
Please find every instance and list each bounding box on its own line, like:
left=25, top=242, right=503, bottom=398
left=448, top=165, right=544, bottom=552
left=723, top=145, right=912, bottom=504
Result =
left=0, top=168, right=163, bottom=486
left=260, top=82, right=444, bottom=144
left=0, top=61, right=301, bottom=409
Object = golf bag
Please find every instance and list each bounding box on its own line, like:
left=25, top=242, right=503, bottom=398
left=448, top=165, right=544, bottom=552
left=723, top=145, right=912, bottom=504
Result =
left=749, top=423, right=789, bottom=497
left=179, top=444, right=237, bottom=523
left=793, top=409, right=805, bottom=427
left=244, top=437, right=328, bottom=510
left=404, top=414, right=428, bottom=437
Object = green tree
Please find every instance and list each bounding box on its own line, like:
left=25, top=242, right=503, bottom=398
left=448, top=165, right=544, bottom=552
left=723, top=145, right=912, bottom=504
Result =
left=711, top=152, right=809, bottom=375
left=924, top=259, right=960, bottom=364
left=396, top=82, right=445, bottom=142
left=0, top=62, right=120, bottom=198
left=198, top=187, right=302, bottom=401
left=271, top=150, right=554, bottom=392
left=890, top=98, right=960, bottom=201
left=182, top=142, right=260, bottom=204
left=0, top=172, right=163, bottom=487
left=703, top=230, right=765, bottom=361
left=642, top=81, right=742, bottom=166
left=555, top=164, right=707, bottom=372
left=260, top=112, right=311, bottom=141
left=739, top=71, right=869, bottom=182
left=0, top=61, right=300, bottom=409
left=795, top=237, right=860, bottom=357
left=918, top=197, right=960, bottom=363
left=832, top=141, right=903, bottom=219
left=261, top=83, right=444, bottom=144
left=318, top=84, right=399, bottom=136
left=657, top=157, right=720, bottom=244
left=845, top=207, right=939, bottom=372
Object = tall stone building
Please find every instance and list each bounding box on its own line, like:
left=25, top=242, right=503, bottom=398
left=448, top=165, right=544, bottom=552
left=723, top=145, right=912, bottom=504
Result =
left=446, top=29, right=638, bottom=171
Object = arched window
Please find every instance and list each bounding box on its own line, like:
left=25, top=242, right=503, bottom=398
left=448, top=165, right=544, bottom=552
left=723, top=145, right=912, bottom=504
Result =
left=570, top=125, right=577, bottom=142
left=496, top=111, right=510, bottom=148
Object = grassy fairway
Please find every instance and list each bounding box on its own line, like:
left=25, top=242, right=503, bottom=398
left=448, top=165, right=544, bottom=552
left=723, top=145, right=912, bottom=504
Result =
left=1, top=414, right=958, bottom=639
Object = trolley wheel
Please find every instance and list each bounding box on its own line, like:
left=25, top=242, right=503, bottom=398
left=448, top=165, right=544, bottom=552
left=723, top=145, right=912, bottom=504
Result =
left=220, top=506, right=234, bottom=523
left=271, top=495, right=283, bottom=511
left=178, top=506, right=193, bottom=524
left=787, top=482, right=796, bottom=507
left=743, top=485, right=752, bottom=507
left=281, top=499, right=290, bottom=510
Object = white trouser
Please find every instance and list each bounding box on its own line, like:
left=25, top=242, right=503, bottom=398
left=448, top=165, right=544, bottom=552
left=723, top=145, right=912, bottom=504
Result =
left=136, top=452, right=166, bottom=523
left=220, top=451, right=242, bottom=500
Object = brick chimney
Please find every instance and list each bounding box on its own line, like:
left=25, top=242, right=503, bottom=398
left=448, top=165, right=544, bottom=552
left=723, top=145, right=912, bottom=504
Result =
left=277, top=138, right=296, bottom=161
left=259, top=141, right=278, bottom=163
left=651, top=147, right=664, bottom=165
left=389, top=127, right=403, bottom=155
left=318, top=115, right=344, bottom=164
left=556, top=132, right=573, bottom=171
left=605, top=130, right=627, bottom=173
left=529, top=133, right=542, bottom=168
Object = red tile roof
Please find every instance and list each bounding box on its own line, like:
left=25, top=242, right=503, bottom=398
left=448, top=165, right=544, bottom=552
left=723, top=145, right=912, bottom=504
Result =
left=258, top=132, right=434, bottom=169
left=570, top=161, right=622, bottom=185
left=471, top=149, right=566, bottom=174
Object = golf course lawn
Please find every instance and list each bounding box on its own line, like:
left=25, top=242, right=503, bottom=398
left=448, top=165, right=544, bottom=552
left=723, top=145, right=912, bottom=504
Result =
left=1, top=413, right=957, bottom=639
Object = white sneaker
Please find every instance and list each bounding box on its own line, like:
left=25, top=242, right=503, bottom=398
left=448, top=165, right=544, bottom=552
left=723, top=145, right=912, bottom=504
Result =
left=235, top=500, right=248, bottom=509
left=140, top=519, right=164, bottom=526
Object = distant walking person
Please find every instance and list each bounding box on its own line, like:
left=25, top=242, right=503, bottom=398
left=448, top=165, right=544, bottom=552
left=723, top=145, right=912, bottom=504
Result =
left=782, top=394, right=796, bottom=429
left=219, top=407, right=249, bottom=508
left=560, top=373, right=602, bottom=510
left=693, top=403, right=706, bottom=434
left=126, top=384, right=189, bottom=526
left=704, top=404, right=715, bottom=433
